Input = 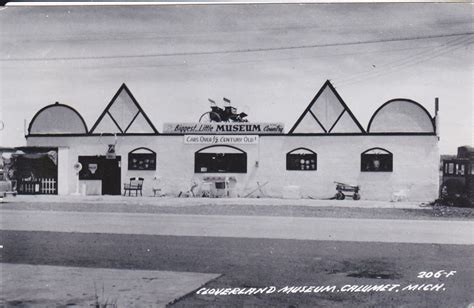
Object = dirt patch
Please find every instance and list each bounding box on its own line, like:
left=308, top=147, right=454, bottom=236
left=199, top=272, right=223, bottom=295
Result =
left=327, top=258, right=402, bottom=280
left=431, top=205, right=474, bottom=218
left=1, top=263, right=220, bottom=308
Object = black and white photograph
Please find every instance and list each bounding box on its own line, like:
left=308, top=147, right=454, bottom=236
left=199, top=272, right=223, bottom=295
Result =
left=0, top=1, right=473, bottom=307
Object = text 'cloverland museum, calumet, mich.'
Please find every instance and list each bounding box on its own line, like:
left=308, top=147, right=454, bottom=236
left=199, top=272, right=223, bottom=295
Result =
left=13, top=80, right=440, bottom=200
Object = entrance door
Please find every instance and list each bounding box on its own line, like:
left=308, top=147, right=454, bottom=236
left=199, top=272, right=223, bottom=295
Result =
left=102, top=156, right=121, bottom=195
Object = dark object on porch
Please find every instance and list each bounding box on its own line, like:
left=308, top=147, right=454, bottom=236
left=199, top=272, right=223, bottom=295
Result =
left=334, top=182, right=361, bottom=200
left=123, top=177, right=144, bottom=196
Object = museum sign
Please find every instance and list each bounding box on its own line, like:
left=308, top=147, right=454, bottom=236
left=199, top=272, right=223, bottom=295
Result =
left=163, top=123, right=284, bottom=134
left=184, top=135, right=259, bottom=145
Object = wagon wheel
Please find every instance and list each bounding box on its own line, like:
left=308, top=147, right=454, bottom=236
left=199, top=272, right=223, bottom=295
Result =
left=353, top=193, right=361, bottom=200
left=335, top=191, right=345, bottom=200
left=199, top=111, right=222, bottom=123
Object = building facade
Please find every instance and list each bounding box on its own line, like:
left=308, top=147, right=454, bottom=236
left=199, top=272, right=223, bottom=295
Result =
left=24, top=80, right=440, bottom=201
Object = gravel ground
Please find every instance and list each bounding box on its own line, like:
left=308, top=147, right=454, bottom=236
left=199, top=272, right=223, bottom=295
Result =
left=1, top=201, right=473, bottom=220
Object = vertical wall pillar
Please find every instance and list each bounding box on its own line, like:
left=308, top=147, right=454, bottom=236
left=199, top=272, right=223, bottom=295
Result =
left=57, top=147, right=69, bottom=195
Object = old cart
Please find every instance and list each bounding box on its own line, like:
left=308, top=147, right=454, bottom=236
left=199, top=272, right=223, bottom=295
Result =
left=334, top=181, right=360, bottom=200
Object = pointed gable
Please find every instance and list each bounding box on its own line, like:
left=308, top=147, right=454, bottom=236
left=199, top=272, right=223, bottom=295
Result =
left=329, top=111, right=363, bottom=133
left=90, top=84, right=159, bottom=135
left=291, top=109, right=326, bottom=134
left=289, top=80, right=365, bottom=134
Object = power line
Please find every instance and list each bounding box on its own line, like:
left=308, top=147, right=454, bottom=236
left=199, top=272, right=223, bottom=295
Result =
left=0, top=43, right=438, bottom=71
left=334, top=36, right=471, bottom=85
left=2, top=23, right=381, bottom=43
left=1, top=32, right=473, bottom=62
left=334, top=37, right=473, bottom=87
left=336, top=42, right=472, bottom=87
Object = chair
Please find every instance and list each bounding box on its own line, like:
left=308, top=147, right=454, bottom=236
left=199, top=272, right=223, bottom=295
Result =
left=123, top=177, right=144, bottom=196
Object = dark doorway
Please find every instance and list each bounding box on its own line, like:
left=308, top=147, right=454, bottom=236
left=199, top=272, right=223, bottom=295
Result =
left=102, top=157, right=121, bottom=195
left=78, top=155, right=121, bottom=195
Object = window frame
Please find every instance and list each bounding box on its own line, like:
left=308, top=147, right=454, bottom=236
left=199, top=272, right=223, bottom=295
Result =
left=128, top=147, right=156, bottom=171
left=194, top=145, right=247, bottom=174
left=286, top=147, right=317, bottom=171
left=360, top=147, right=393, bottom=172
left=443, top=160, right=469, bottom=177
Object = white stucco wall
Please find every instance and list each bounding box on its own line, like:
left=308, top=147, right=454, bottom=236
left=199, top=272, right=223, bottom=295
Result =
left=27, top=134, right=439, bottom=201
left=257, top=136, right=439, bottom=201
left=57, top=147, right=69, bottom=195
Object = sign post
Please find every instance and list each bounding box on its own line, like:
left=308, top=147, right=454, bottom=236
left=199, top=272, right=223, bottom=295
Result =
left=106, top=144, right=116, bottom=159
left=72, top=162, right=82, bottom=196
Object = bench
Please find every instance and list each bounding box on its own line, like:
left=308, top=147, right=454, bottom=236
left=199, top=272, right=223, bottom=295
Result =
left=123, top=177, right=144, bottom=196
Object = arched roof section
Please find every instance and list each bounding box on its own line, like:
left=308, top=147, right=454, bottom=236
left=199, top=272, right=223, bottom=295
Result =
left=28, top=102, right=88, bottom=135
left=367, top=99, right=435, bottom=133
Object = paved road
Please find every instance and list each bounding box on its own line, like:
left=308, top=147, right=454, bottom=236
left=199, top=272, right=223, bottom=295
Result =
left=1, top=209, right=473, bottom=244
left=2, top=209, right=473, bottom=307
left=2, top=230, right=473, bottom=308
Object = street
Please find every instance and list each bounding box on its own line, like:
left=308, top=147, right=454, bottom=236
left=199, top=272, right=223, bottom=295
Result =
left=1, top=209, right=473, bottom=244
left=1, top=204, right=474, bottom=307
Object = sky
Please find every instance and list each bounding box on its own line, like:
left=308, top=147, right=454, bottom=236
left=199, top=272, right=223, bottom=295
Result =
left=0, top=3, right=472, bottom=154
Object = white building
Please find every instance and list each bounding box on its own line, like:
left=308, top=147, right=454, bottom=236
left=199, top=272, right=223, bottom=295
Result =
left=24, top=80, right=440, bottom=201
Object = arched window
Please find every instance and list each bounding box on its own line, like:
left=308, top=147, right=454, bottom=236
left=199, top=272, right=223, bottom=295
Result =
left=286, top=148, right=317, bottom=171
left=361, top=148, right=393, bottom=172
left=195, top=145, right=247, bottom=173
left=128, top=147, right=156, bottom=170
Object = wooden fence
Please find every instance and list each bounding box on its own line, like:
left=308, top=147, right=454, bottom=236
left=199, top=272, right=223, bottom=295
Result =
left=18, top=178, right=57, bottom=195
